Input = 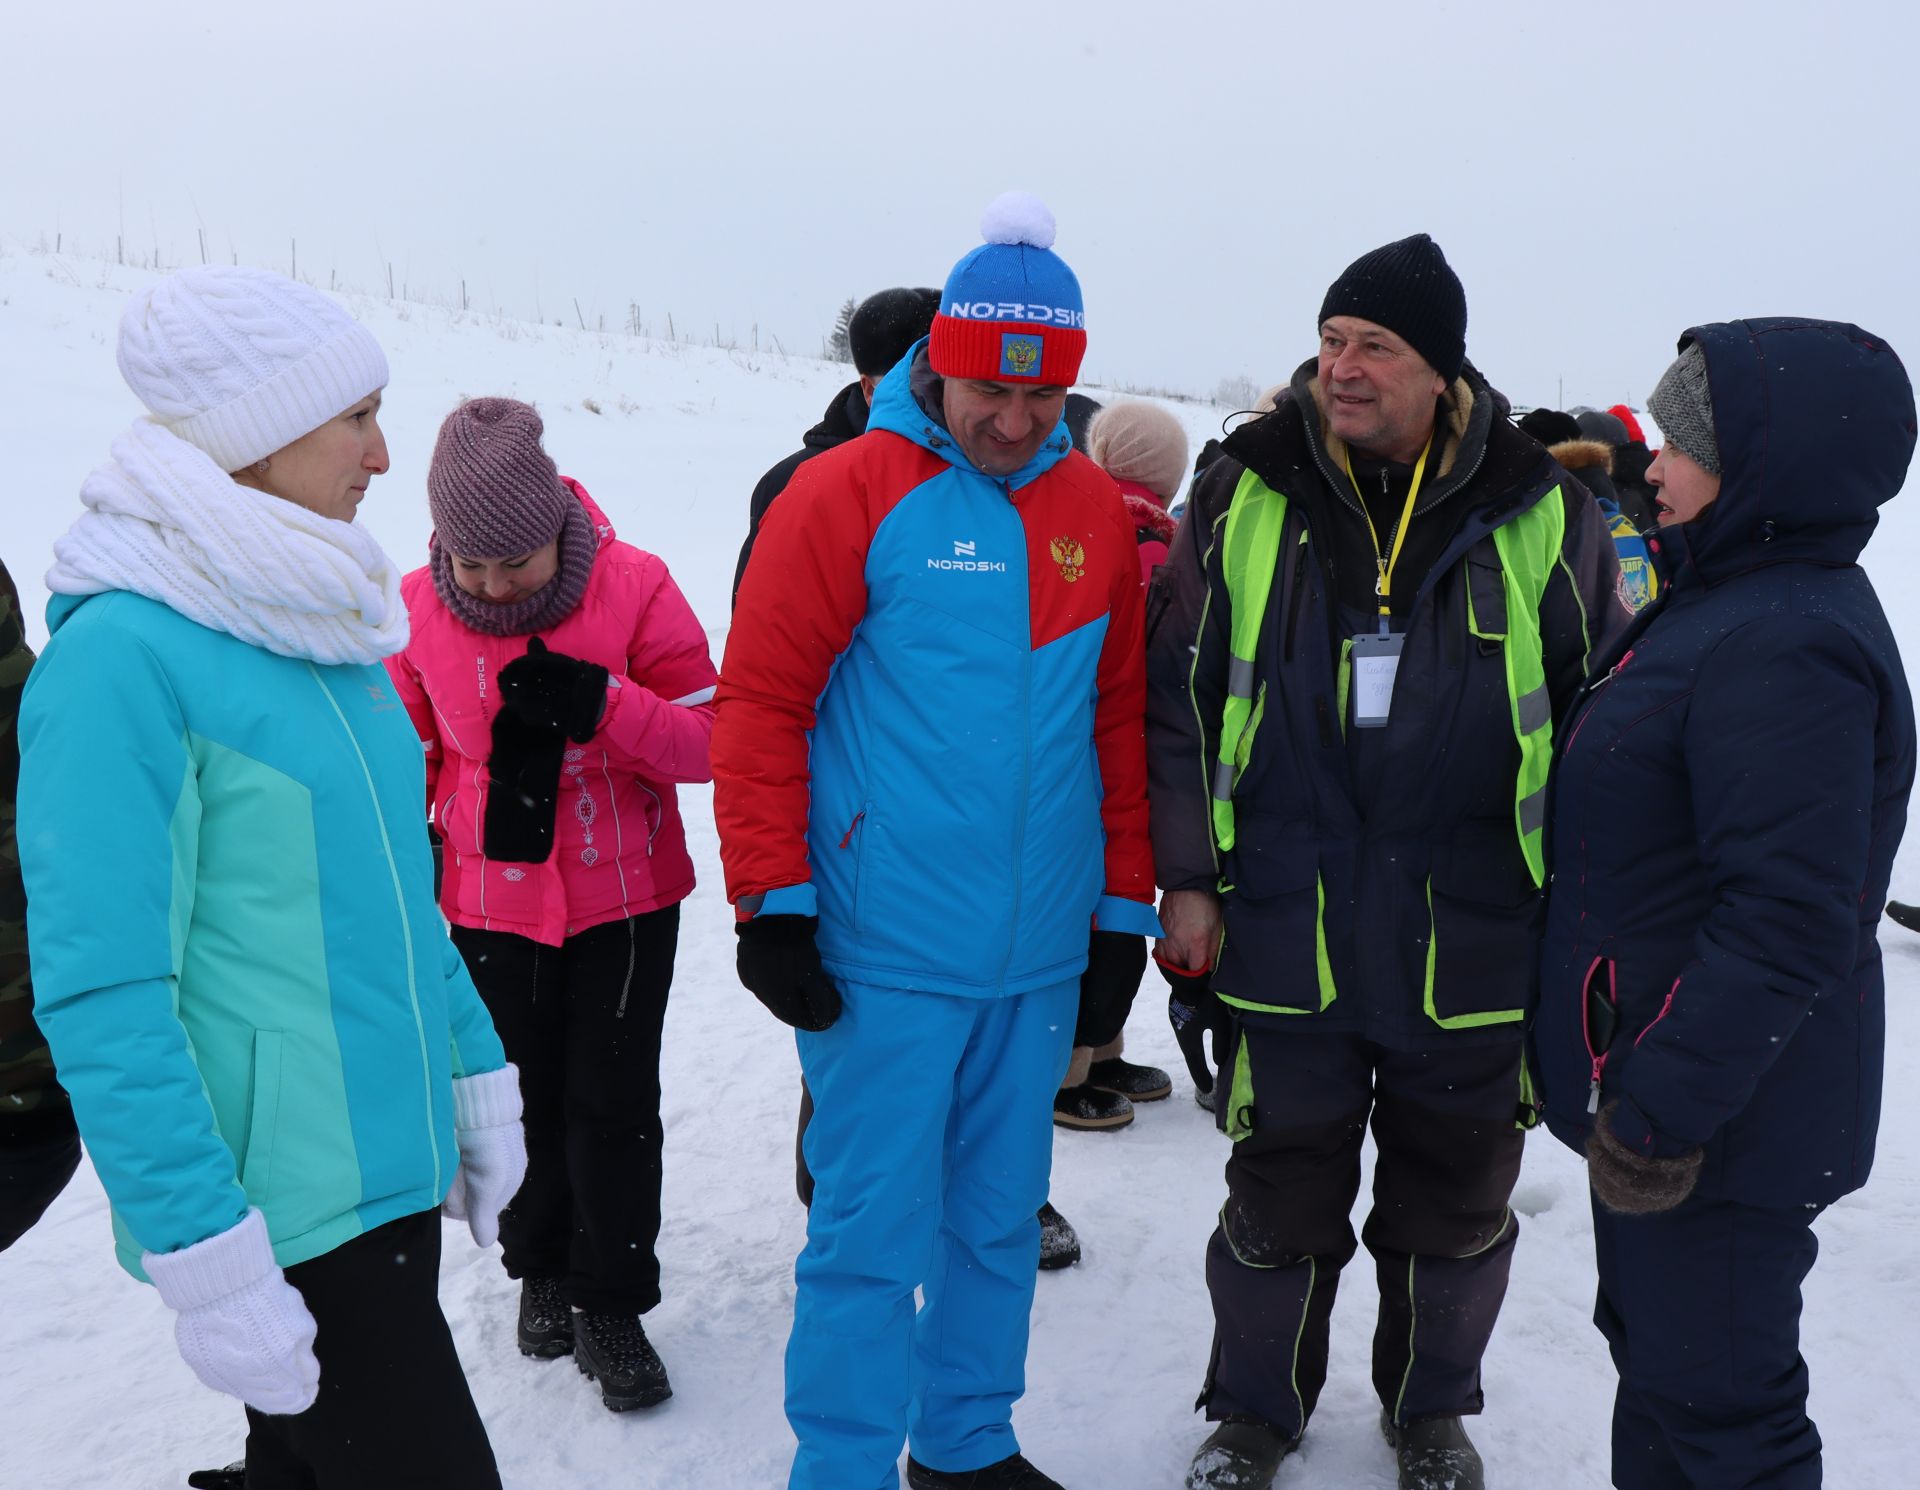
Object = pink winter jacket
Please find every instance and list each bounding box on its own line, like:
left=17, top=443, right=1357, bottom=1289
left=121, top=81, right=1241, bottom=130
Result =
left=387, top=482, right=718, bottom=947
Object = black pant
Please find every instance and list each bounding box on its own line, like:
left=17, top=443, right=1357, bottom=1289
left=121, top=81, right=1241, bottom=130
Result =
left=1202, top=1032, right=1525, bottom=1437
left=244, top=1208, right=499, bottom=1490
left=0, top=1108, right=81, bottom=1252
left=1593, top=1190, right=1824, bottom=1489
left=451, top=906, right=678, bottom=1314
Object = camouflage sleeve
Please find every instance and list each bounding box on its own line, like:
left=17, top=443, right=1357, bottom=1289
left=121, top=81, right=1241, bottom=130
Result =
left=0, top=558, right=63, bottom=1117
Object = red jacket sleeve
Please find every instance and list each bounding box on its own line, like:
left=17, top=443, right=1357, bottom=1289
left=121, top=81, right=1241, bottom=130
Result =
left=1092, top=504, right=1156, bottom=915
left=711, top=444, right=893, bottom=906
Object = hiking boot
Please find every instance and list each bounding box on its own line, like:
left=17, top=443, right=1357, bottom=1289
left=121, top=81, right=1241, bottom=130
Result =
left=1037, top=1200, right=1081, bottom=1270
left=1087, top=1056, right=1173, bottom=1103
left=186, top=1465, right=247, bottom=1490
left=1381, top=1412, right=1484, bottom=1490
left=1053, top=1083, right=1134, bottom=1131
left=906, top=1451, right=1065, bottom=1489
left=1185, top=1421, right=1300, bottom=1489
left=517, top=1277, right=574, bottom=1359
left=574, top=1310, right=672, bottom=1411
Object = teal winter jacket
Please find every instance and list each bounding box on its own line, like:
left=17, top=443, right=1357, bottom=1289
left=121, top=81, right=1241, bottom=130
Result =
left=17, top=591, right=506, bottom=1278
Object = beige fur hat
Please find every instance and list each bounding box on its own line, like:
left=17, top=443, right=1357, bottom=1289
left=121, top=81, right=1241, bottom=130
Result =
left=1086, top=400, right=1191, bottom=502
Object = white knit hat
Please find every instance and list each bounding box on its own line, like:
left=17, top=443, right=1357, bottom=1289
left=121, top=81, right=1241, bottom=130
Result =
left=1086, top=400, right=1191, bottom=502
left=115, top=266, right=389, bottom=472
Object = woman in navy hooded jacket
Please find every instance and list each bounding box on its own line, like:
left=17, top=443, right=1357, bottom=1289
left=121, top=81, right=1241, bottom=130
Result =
left=1533, top=319, right=1916, bottom=1490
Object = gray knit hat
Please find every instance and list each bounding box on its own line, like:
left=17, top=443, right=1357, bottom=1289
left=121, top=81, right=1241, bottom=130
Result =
left=1647, top=341, right=1722, bottom=475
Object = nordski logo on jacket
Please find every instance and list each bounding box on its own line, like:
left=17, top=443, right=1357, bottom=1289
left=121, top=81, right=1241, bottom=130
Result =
left=929, top=540, right=1006, bottom=573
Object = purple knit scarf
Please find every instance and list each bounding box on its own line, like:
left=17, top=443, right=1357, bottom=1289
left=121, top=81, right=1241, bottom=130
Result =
left=429, top=493, right=599, bottom=636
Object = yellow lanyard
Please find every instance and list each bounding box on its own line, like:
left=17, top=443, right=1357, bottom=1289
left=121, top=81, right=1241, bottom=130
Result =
left=1348, top=438, right=1432, bottom=621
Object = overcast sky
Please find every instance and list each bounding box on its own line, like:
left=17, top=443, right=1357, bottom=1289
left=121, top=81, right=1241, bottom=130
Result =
left=4, top=0, right=1915, bottom=416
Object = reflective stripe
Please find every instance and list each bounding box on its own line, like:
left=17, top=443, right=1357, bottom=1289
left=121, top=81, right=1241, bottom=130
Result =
left=1211, top=469, right=1289, bottom=853
left=1516, top=684, right=1552, bottom=736
left=1518, top=787, right=1547, bottom=837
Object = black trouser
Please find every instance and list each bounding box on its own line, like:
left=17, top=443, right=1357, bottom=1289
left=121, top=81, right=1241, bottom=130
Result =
left=0, top=1107, right=81, bottom=1252
left=1202, top=1031, right=1525, bottom=1438
left=451, top=905, right=678, bottom=1314
left=1593, top=1190, right=1824, bottom=1489
left=244, top=1208, right=499, bottom=1490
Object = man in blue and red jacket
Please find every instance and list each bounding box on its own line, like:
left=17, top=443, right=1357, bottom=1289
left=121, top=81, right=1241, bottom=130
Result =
left=714, top=195, right=1159, bottom=1490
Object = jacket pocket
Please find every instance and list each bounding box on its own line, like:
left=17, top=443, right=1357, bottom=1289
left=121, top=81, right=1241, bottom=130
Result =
left=239, top=1030, right=285, bottom=1205
left=1423, top=826, right=1540, bottom=1029
left=1217, top=824, right=1334, bottom=1016
left=840, top=804, right=871, bottom=936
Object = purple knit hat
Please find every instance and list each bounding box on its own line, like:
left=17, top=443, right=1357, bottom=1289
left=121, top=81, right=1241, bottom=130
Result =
left=429, top=398, right=572, bottom=557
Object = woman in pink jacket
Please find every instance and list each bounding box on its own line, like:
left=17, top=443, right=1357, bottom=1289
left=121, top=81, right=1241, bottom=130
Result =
left=387, top=398, right=716, bottom=1413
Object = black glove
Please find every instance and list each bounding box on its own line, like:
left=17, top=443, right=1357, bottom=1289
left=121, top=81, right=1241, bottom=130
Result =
left=482, top=706, right=567, bottom=863
left=498, top=636, right=610, bottom=744
left=1586, top=1101, right=1704, bottom=1215
left=1158, top=953, right=1222, bottom=1097
left=1076, top=929, right=1147, bottom=1048
left=187, top=1465, right=248, bottom=1490
left=737, top=914, right=843, bottom=1031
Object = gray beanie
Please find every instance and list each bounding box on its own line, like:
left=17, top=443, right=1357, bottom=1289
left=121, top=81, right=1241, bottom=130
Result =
left=1647, top=341, right=1721, bottom=475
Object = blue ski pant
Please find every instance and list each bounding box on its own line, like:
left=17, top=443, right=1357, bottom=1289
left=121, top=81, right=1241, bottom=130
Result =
left=1591, top=1190, right=1824, bottom=1489
left=785, top=977, right=1076, bottom=1490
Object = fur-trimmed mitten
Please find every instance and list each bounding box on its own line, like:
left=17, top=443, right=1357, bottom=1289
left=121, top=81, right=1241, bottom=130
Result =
left=1587, top=1101, right=1704, bottom=1215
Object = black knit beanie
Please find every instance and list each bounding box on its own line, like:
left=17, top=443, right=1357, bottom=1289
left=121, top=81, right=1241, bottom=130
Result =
left=849, top=287, right=941, bottom=377
left=1318, top=234, right=1468, bottom=382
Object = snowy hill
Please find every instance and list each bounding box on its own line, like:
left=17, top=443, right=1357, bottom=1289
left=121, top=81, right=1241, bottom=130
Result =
left=3, top=245, right=1919, bottom=1490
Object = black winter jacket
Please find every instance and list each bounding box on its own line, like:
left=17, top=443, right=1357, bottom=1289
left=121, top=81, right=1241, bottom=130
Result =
left=1534, top=318, right=1917, bottom=1207
left=1147, top=360, right=1624, bottom=1049
left=732, top=381, right=869, bottom=607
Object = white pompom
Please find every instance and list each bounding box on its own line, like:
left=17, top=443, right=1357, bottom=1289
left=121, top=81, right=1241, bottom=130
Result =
left=980, top=191, right=1057, bottom=250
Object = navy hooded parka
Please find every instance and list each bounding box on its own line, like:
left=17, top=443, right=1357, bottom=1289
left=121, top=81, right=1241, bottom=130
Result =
left=1534, top=317, right=1918, bottom=1208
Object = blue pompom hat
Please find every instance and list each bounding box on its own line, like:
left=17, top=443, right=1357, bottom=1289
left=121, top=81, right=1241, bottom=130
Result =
left=929, top=192, right=1086, bottom=387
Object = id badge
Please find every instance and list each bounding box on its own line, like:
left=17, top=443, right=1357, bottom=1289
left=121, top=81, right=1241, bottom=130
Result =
left=1351, top=633, right=1404, bottom=729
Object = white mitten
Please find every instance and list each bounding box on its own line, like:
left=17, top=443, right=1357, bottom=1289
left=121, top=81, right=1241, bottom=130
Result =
left=443, top=1064, right=527, bottom=1249
left=143, top=1207, right=320, bottom=1416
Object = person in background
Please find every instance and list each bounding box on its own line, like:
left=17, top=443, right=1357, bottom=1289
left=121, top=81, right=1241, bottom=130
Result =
left=716, top=193, right=1158, bottom=1490
left=19, top=265, right=519, bottom=1490
left=1572, top=404, right=1660, bottom=530
left=388, top=397, right=717, bottom=1412
left=735, top=287, right=941, bottom=604
left=1521, top=408, right=1659, bottom=615
left=1533, top=319, right=1914, bottom=1490
left=0, top=557, right=80, bottom=1254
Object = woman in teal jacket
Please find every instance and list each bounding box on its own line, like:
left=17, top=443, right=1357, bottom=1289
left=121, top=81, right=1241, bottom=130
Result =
left=17, top=266, right=523, bottom=1490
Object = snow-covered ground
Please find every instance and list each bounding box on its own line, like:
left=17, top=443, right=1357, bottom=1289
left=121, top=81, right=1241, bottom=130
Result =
left=3, top=244, right=1918, bottom=1489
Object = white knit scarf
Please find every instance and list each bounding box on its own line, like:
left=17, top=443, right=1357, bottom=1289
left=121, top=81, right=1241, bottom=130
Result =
left=47, top=419, right=409, bottom=665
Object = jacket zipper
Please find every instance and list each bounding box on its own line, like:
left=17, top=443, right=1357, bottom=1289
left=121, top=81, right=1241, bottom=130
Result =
left=1002, top=484, right=1032, bottom=985
left=1563, top=648, right=1636, bottom=760
left=307, top=666, right=444, bottom=1195
left=1282, top=536, right=1311, bottom=661
left=1581, top=954, right=1617, bottom=1114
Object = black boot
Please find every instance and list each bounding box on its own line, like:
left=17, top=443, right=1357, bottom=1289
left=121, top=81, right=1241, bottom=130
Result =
left=1184, top=1421, right=1299, bottom=1489
left=1037, top=1200, right=1081, bottom=1271
left=905, top=1451, right=1065, bottom=1489
left=517, top=1277, right=574, bottom=1359
left=1087, top=1056, right=1173, bottom=1103
left=186, top=1464, right=246, bottom=1490
left=1381, top=1412, right=1484, bottom=1490
left=1052, top=1083, right=1133, bottom=1131
left=574, top=1311, right=672, bottom=1411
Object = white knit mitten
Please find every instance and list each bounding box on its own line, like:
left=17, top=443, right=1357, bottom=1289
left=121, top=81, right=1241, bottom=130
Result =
left=443, top=1064, right=527, bottom=1249
left=143, top=1208, right=320, bottom=1415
